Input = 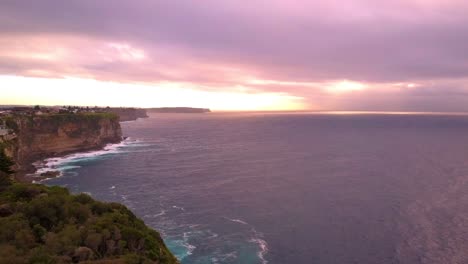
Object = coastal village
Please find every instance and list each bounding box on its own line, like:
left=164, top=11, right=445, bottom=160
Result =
left=0, top=105, right=150, bottom=126
left=0, top=105, right=115, bottom=117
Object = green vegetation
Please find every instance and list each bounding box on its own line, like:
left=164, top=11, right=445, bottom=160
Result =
left=3, top=116, right=20, bottom=133
left=2, top=112, right=119, bottom=132
left=0, top=111, right=170, bottom=263
left=0, top=148, right=14, bottom=175
left=0, top=147, right=14, bottom=189
left=0, top=181, right=178, bottom=264
left=40, top=113, right=120, bottom=123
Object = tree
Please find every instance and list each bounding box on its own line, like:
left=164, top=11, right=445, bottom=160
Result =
left=0, top=150, right=14, bottom=175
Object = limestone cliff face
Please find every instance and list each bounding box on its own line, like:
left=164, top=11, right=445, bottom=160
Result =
left=4, top=113, right=122, bottom=173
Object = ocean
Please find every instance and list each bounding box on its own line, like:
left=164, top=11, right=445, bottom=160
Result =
left=41, top=112, right=468, bottom=263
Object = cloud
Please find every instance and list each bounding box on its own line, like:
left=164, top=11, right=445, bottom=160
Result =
left=1, top=0, right=468, bottom=110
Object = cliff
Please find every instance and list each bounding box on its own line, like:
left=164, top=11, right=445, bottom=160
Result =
left=1, top=113, right=122, bottom=175
left=0, top=180, right=178, bottom=263
left=147, top=107, right=211, bottom=113
left=0, top=113, right=178, bottom=263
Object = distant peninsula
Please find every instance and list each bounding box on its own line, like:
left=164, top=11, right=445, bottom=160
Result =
left=105, top=107, right=148, bottom=122
left=146, top=107, right=211, bottom=113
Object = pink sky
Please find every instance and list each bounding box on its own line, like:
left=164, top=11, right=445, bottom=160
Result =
left=1, top=0, right=468, bottom=111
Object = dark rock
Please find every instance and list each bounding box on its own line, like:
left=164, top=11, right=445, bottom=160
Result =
left=40, top=170, right=60, bottom=178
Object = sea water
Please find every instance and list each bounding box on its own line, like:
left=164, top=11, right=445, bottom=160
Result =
left=43, top=112, right=468, bottom=263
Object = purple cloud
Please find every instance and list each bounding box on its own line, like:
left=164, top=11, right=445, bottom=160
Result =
left=1, top=0, right=468, bottom=110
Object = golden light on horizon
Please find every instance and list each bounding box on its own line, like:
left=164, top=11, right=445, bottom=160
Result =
left=0, top=75, right=306, bottom=111
left=246, top=78, right=368, bottom=95
left=324, top=80, right=367, bottom=94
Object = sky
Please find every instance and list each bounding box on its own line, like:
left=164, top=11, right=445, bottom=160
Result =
left=1, top=0, right=468, bottom=111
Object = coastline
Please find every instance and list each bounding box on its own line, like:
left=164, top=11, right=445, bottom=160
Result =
left=0, top=115, right=179, bottom=263
left=9, top=115, right=148, bottom=183
left=1, top=112, right=123, bottom=182
left=30, top=137, right=134, bottom=183
left=16, top=138, right=124, bottom=183
left=31, top=114, right=271, bottom=263
left=23, top=116, right=148, bottom=183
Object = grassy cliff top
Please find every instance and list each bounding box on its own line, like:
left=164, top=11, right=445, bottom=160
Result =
left=37, top=112, right=120, bottom=122
left=0, top=175, right=178, bottom=264
left=1, top=112, right=120, bottom=133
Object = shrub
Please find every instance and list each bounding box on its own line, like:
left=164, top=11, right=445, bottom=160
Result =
left=0, top=183, right=178, bottom=263
left=0, top=149, right=14, bottom=175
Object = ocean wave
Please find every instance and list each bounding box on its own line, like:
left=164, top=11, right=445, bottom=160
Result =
left=206, top=229, right=219, bottom=239
left=224, top=217, right=249, bottom=225
left=32, top=138, right=139, bottom=180
left=211, top=251, right=238, bottom=263
left=223, top=217, right=269, bottom=263
left=249, top=237, right=269, bottom=264
left=172, top=205, right=185, bottom=211
left=166, top=232, right=197, bottom=261
left=120, top=194, right=136, bottom=209
left=144, top=210, right=167, bottom=219
left=182, top=232, right=197, bottom=256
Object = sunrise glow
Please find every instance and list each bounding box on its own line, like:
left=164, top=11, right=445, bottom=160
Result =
left=1, top=75, right=305, bottom=111
left=324, top=80, right=367, bottom=94
left=1, top=0, right=468, bottom=111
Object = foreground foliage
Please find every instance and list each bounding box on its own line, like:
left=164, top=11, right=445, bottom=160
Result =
left=0, top=180, right=178, bottom=264
left=0, top=147, right=14, bottom=175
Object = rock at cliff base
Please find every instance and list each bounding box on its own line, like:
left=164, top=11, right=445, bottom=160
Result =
left=40, top=170, right=61, bottom=179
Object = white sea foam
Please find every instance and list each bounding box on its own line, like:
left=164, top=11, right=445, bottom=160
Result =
left=249, top=237, right=269, bottom=264
left=143, top=211, right=166, bottom=220
left=32, top=138, right=138, bottom=179
left=167, top=232, right=197, bottom=260
left=225, top=217, right=249, bottom=225
left=206, top=230, right=219, bottom=239
left=119, top=194, right=136, bottom=210
left=183, top=232, right=197, bottom=255
left=172, top=205, right=185, bottom=211
left=222, top=217, right=269, bottom=263
left=153, top=210, right=166, bottom=217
